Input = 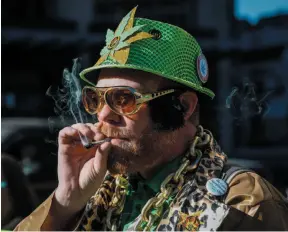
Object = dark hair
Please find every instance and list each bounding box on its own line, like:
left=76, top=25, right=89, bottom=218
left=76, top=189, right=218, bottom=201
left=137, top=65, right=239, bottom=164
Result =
left=148, top=90, right=186, bottom=131
left=1, top=154, right=38, bottom=227
left=148, top=77, right=200, bottom=131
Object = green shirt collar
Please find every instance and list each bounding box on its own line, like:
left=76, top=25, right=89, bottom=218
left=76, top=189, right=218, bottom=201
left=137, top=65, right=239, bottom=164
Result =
left=141, top=155, right=183, bottom=193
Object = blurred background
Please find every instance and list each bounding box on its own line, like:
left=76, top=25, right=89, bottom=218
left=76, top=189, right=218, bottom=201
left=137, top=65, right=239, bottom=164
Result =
left=1, top=0, right=288, bottom=229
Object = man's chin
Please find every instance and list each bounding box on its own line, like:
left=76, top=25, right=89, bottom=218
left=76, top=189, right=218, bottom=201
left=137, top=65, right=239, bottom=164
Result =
left=107, top=162, right=129, bottom=176
left=106, top=140, right=147, bottom=175
left=107, top=151, right=131, bottom=176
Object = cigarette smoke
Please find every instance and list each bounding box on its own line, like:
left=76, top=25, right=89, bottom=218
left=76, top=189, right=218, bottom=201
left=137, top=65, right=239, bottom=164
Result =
left=46, top=58, right=97, bottom=147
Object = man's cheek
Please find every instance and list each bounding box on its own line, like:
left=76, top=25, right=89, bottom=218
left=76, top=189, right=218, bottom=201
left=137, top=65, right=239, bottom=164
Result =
left=128, top=104, right=150, bottom=121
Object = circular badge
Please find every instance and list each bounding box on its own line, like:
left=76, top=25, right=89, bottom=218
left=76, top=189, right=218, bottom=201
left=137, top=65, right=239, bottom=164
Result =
left=197, top=54, right=209, bottom=83
left=206, top=178, right=228, bottom=196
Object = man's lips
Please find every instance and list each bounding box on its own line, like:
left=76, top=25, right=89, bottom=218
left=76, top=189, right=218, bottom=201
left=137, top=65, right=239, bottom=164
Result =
left=109, top=137, right=129, bottom=145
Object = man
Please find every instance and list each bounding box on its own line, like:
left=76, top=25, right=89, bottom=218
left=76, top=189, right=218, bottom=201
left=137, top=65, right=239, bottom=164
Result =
left=15, top=7, right=288, bottom=231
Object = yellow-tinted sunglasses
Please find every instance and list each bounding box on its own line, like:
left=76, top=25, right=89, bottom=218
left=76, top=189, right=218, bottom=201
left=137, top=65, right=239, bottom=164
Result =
left=82, top=86, right=175, bottom=116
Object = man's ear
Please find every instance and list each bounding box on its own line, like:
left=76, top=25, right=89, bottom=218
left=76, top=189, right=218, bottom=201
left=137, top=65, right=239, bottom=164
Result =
left=178, top=92, right=198, bottom=121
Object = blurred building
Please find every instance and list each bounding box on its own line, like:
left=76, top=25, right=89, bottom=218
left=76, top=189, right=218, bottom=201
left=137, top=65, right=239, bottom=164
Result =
left=2, top=0, right=288, bottom=163
left=224, top=14, right=288, bottom=162
left=0, top=0, right=233, bottom=120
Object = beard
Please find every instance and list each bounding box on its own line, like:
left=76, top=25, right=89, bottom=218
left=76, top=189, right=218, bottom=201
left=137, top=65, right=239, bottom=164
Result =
left=99, top=122, right=179, bottom=175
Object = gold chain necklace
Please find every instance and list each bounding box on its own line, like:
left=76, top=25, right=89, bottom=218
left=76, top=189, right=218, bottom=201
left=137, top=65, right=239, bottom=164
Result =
left=104, top=126, right=211, bottom=231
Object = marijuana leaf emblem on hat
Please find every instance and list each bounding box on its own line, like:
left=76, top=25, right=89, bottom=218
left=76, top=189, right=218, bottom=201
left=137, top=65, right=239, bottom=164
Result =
left=95, top=6, right=153, bottom=65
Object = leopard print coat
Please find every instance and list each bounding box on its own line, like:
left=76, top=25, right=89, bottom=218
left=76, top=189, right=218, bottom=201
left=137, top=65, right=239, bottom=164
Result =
left=77, top=138, right=230, bottom=231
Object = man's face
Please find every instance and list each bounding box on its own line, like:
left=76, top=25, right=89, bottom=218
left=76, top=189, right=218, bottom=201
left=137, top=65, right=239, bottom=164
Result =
left=95, top=69, right=179, bottom=175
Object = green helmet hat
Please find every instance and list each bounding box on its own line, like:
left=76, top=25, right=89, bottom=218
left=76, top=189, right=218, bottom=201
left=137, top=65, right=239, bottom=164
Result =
left=80, top=6, right=215, bottom=98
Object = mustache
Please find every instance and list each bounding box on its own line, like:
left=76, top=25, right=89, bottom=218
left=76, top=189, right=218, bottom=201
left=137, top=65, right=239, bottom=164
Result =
left=99, top=123, right=134, bottom=138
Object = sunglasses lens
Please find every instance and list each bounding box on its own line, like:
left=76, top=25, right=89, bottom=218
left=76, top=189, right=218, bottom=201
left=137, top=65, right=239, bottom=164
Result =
left=82, top=88, right=100, bottom=114
left=106, top=88, right=136, bottom=115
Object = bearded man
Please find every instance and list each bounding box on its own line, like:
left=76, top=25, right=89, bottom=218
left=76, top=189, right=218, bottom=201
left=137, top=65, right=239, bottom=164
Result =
left=15, top=7, right=288, bottom=231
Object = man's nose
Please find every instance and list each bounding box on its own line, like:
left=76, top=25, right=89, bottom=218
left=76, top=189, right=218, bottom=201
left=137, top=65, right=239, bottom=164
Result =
left=97, top=104, right=122, bottom=125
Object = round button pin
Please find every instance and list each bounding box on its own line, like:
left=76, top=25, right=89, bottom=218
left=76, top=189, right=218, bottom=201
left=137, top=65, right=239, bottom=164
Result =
left=206, top=178, right=228, bottom=196
left=197, top=54, right=209, bottom=83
